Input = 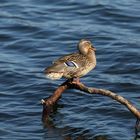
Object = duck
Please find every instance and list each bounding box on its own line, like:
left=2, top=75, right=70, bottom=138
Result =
left=44, top=39, right=96, bottom=82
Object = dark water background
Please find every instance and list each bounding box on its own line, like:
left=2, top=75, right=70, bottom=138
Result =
left=0, top=0, right=140, bottom=140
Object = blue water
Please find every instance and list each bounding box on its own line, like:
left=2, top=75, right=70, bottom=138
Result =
left=0, top=0, right=140, bottom=140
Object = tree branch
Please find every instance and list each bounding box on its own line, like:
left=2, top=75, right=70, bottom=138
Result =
left=41, top=80, right=140, bottom=120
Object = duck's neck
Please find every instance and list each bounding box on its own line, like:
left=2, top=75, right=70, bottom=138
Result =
left=87, top=50, right=96, bottom=63
left=88, top=49, right=95, bottom=56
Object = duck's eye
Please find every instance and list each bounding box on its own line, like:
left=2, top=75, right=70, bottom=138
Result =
left=64, top=61, right=79, bottom=68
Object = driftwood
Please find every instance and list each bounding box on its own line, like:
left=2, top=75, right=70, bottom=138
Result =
left=41, top=79, right=140, bottom=136
left=41, top=79, right=140, bottom=119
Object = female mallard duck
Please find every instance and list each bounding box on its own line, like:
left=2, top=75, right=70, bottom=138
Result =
left=44, top=39, right=96, bottom=82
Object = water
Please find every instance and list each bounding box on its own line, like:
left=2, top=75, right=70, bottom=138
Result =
left=0, top=0, right=140, bottom=140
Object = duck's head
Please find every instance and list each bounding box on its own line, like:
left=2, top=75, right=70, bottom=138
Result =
left=78, top=39, right=96, bottom=55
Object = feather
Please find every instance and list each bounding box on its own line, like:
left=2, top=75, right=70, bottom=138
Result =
left=64, top=61, right=79, bottom=68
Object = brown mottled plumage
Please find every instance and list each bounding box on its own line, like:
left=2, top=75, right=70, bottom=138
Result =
left=44, top=39, right=96, bottom=80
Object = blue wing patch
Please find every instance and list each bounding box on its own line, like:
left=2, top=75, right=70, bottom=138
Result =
left=64, top=61, right=79, bottom=68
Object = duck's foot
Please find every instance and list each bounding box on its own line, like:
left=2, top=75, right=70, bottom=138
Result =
left=70, top=78, right=80, bottom=84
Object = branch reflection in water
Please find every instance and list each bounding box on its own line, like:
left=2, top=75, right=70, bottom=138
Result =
left=42, top=102, right=108, bottom=140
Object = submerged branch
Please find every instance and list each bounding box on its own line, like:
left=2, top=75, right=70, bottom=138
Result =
left=41, top=79, right=140, bottom=120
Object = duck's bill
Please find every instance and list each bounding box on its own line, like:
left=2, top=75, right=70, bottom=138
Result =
left=91, top=46, right=96, bottom=51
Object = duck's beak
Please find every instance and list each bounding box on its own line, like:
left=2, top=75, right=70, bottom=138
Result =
left=90, top=46, right=96, bottom=51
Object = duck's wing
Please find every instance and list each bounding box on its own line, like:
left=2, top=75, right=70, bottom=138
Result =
left=53, top=53, right=86, bottom=68
left=45, top=53, right=81, bottom=79
left=53, top=53, right=78, bottom=64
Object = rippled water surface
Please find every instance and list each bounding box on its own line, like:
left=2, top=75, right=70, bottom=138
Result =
left=0, top=0, right=140, bottom=140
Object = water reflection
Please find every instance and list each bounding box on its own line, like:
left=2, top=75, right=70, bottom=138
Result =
left=135, top=118, right=140, bottom=140
left=42, top=102, right=108, bottom=140
left=41, top=100, right=140, bottom=140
